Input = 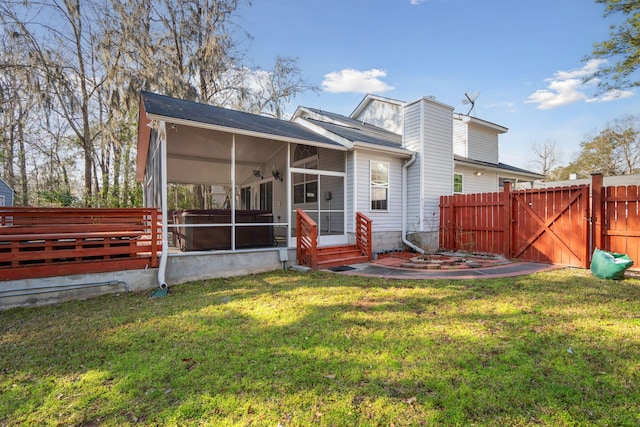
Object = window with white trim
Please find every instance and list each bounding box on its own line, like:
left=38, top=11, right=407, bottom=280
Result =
left=370, top=161, right=389, bottom=211
left=454, top=173, right=463, bottom=194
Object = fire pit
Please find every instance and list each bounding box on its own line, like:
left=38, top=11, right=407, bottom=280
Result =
left=375, top=251, right=509, bottom=270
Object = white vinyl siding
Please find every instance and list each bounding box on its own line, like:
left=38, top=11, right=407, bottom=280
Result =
left=455, top=165, right=499, bottom=193
left=354, top=150, right=403, bottom=232
left=420, top=99, right=454, bottom=232
left=467, top=124, right=499, bottom=163
left=403, top=102, right=423, bottom=232
left=452, top=120, right=468, bottom=157
left=352, top=99, right=403, bottom=135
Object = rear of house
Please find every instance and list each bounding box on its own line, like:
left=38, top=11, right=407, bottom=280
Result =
left=135, top=91, right=543, bottom=283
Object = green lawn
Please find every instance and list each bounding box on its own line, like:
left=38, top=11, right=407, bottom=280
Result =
left=1, top=269, right=639, bottom=426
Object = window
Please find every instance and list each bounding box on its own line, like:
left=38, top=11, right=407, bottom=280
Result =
left=293, top=144, right=318, bottom=204
left=294, top=144, right=318, bottom=162
left=370, top=161, right=389, bottom=210
left=454, top=173, right=463, bottom=194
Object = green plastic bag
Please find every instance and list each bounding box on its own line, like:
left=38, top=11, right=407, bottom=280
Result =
left=591, top=248, right=634, bottom=280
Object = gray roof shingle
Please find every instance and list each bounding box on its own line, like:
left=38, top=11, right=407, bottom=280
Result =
left=141, top=91, right=342, bottom=147
left=303, top=108, right=402, bottom=148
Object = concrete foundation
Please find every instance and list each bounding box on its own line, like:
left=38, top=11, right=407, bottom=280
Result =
left=348, top=231, right=405, bottom=252
left=165, top=247, right=296, bottom=285
left=1, top=247, right=298, bottom=310
left=0, top=269, right=157, bottom=311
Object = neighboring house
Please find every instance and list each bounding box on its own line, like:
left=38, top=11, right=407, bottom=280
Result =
left=534, top=174, right=640, bottom=189
left=137, top=92, right=542, bottom=266
left=0, top=178, right=14, bottom=207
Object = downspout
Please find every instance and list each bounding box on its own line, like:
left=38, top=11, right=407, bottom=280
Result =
left=402, top=153, right=425, bottom=254
left=157, top=122, right=169, bottom=289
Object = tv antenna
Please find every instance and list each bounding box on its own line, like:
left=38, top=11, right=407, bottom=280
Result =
left=461, top=91, right=480, bottom=116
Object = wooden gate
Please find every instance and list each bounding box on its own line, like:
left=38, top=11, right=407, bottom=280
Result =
left=440, top=182, right=591, bottom=268
left=510, top=184, right=590, bottom=267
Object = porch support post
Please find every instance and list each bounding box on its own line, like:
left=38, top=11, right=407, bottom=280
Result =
left=157, top=121, right=169, bottom=288
left=231, top=134, right=236, bottom=250
left=591, top=173, right=603, bottom=253
left=286, top=143, right=291, bottom=246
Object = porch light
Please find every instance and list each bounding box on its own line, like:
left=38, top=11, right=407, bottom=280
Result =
left=475, top=171, right=483, bottom=176
left=272, top=169, right=283, bottom=182
left=253, top=169, right=263, bottom=179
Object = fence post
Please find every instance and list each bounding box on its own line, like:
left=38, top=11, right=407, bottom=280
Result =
left=503, top=181, right=512, bottom=259
left=449, top=196, right=456, bottom=251
left=591, top=173, right=603, bottom=253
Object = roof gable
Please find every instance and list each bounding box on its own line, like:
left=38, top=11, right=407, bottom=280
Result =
left=350, top=94, right=405, bottom=119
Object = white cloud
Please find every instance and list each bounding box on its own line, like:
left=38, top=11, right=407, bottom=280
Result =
left=525, top=59, right=633, bottom=110
left=322, top=68, right=394, bottom=94
left=526, top=78, right=588, bottom=110
left=410, top=0, right=426, bottom=4
left=586, top=88, right=634, bottom=103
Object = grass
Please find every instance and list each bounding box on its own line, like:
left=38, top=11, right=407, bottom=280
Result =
left=1, top=268, right=639, bottom=426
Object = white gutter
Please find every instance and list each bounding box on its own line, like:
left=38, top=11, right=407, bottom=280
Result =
left=402, top=153, right=425, bottom=254
left=157, top=122, right=169, bottom=289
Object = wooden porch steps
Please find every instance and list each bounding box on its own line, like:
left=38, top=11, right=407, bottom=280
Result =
left=316, top=244, right=369, bottom=270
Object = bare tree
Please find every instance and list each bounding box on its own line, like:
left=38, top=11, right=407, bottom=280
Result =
left=563, top=114, right=640, bottom=177
left=0, top=0, right=107, bottom=204
left=1, top=0, right=317, bottom=207
left=528, top=139, right=560, bottom=178
left=0, top=29, right=38, bottom=205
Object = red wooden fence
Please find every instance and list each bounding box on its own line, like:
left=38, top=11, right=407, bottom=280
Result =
left=439, top=191, right=507, bottom=255
left=592, top=174, right=640, bottom=268
left=0, top=208, right=161, bottom=281
left=440, top=174, right=640, bottom=269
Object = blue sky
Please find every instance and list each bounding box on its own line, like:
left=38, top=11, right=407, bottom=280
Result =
left=236, top=0, right=637, bottom=170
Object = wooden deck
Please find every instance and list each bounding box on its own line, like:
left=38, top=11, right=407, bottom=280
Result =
left=0, top=208, right=161, bottom=281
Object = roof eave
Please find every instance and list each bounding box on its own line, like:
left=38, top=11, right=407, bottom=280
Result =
left=353, top=141, right=414, bottom=157
left=455, top=158, right=544, bottom=180
left=455, top=114, right=508, bottom=133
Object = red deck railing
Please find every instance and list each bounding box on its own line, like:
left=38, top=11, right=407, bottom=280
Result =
left=0, top=208, right=161, bottom=281
left=355, top=212, right=373, bottom=261
left=296, top=208, right=318, bottom=270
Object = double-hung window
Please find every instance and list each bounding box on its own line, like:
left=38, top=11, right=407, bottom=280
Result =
left=370, top=161, right=389, bottom=211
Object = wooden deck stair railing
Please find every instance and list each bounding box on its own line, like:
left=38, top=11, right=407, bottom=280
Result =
left=0, top=207, right=161, bottom=281
left=296, top=210, right=373, bottom=270
left=296, top=208, right=318, bottom=270
left=355, top=212, right=373, bottom=261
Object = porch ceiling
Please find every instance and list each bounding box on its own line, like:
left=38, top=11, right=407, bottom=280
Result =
left=166, top=124, right=285, bottom=185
